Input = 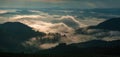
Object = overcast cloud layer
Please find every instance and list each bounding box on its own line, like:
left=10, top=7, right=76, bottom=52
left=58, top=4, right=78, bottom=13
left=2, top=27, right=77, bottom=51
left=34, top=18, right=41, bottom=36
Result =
left=0, top=0, right=120, bottom=9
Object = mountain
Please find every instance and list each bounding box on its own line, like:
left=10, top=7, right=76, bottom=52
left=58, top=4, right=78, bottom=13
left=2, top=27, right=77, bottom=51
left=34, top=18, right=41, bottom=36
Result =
left=96, top=18, right=120, bottom=31
left=0, top=40, right=120, bottom=57
left=32, top=40, right=120, bottom=57
left=0, top=22, right=46, bottom=52
left=75, top=18, right=120, bottom=35
left=74, top=40, right=120, bottom=48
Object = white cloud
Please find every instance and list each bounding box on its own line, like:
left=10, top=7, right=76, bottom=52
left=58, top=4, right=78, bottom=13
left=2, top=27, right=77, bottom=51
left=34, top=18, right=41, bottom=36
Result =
left=60, top=15, right=87, bottom=27
left=39, top=43, right=59, bottom=49
left=0, top=10, right=8, bottom=14
left=9, top=15, right=46, bottom=21
left=0, top=9, right=17, bottom=14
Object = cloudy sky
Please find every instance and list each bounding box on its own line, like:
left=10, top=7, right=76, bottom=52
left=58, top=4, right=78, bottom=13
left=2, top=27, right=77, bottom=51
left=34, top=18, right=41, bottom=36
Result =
left=0, top=0, right=120, bottom=9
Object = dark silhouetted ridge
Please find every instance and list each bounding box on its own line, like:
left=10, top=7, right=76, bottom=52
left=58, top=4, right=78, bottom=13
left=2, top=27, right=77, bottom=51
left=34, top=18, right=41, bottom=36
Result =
left=0, top=22, right=45, bottom=51
left=35, top=40, right=120, bottom=55
left=97, top=18, right=120, bottom=31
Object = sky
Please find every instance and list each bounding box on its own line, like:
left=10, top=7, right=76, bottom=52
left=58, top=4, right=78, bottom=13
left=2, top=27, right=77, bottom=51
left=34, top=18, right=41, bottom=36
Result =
left=0, top=0, right=120, bottom=9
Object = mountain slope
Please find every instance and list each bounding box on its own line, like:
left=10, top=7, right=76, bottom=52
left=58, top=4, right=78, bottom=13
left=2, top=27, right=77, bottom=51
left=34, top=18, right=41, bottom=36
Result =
left=96, top=18, right=120, bottom=31
left=0, top=22, right=45, bottom=52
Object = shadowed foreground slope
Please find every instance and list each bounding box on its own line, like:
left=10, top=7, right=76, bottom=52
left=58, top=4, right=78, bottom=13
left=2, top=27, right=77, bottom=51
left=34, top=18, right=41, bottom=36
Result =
left=0, top=40, right=120, bottom=57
